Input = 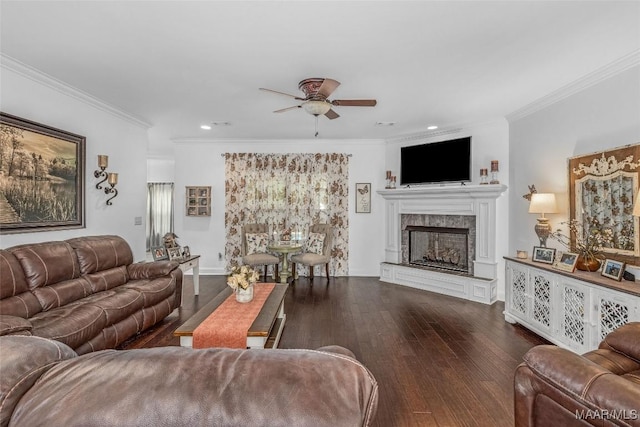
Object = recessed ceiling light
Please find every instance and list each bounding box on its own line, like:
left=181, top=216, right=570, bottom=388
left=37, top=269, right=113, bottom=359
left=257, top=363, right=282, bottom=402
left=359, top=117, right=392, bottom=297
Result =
left=427, top=125, right=438, bottom=130
left=375, top=121, right=396, bottom=126
left=213, top=121, right=232, bottom=126
left=200, top=125, right=212, bottom=130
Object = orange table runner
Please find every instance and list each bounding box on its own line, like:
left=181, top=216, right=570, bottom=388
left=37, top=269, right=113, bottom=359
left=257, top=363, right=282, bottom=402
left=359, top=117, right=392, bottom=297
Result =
left=192, top=283, right=276, bottom=349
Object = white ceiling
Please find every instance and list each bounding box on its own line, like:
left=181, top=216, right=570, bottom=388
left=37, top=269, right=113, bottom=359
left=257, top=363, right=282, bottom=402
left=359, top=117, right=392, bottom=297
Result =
left=1, top=1, right=639, bottom=155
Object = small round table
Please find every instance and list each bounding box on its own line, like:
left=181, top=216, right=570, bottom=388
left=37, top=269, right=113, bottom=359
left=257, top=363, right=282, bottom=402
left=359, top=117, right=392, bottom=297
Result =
left=267, top=243, right=302, bottom=284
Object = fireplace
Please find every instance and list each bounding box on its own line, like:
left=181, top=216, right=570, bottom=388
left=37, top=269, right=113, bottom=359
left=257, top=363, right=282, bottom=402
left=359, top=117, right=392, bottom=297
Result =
left=406, top=225, right=470, bottom=274
left=378, top=184, right=507, bottom=305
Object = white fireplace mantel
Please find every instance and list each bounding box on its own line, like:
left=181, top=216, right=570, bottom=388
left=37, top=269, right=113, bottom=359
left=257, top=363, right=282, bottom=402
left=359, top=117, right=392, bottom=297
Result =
left=377, top=184, right=508, bottom=304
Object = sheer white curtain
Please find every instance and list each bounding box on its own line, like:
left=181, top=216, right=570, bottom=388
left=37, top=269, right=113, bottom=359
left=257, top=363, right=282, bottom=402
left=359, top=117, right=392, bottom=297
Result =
left=146, top=182, right=174, bottom=251
left=225, top=153, right=349, bottom=276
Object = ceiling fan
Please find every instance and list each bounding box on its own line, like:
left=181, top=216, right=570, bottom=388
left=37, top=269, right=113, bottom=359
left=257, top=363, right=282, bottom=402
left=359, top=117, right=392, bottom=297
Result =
left=259, top=78, right=377, bottom=120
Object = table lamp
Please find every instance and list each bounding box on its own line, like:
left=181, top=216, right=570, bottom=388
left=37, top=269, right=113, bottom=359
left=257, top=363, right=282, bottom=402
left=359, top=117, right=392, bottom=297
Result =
left=529, top=193, right=558, bottom=247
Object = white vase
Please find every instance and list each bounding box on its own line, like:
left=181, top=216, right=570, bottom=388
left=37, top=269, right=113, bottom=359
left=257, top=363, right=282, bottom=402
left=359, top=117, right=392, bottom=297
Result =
left=236, top=282, right=255, bottom=303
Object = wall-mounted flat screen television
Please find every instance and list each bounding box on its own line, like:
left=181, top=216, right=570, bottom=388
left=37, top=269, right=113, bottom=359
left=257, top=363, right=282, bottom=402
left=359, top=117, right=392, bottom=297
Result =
left=400, top=137, right=472, bottom=185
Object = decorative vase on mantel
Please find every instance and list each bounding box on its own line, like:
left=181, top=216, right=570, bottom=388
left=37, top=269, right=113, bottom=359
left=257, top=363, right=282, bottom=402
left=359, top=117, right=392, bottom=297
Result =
left=575, top=254, right=601, bottom=272
left=236, top=282, right=255, bottom=303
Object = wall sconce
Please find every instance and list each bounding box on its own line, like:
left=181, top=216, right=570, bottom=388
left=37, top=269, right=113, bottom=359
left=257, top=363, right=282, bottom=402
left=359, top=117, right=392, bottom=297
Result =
left=94, top=155, right=109, bottom=189
left=104, top=173, right=118, bottom=205
left=528, top=193, right=558, bottom=247
left=94, top=155, right=119, bottom=205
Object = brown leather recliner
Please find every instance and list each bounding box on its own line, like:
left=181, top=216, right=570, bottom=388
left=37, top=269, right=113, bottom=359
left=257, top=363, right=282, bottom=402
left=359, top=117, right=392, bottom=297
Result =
left=0, top=235, right=182, bottom=354
left=515, top=322, right=640, bottom=426
left=0, top=335, right=379, bottom=427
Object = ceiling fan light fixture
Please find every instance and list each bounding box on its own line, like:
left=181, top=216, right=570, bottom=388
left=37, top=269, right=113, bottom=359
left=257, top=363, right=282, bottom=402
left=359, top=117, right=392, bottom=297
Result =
left=303, top=100, right=331, bottom=116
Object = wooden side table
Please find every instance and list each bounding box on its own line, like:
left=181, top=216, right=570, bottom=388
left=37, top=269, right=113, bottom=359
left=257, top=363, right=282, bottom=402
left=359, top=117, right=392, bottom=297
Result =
left=178, top=255, right=200, bottom=295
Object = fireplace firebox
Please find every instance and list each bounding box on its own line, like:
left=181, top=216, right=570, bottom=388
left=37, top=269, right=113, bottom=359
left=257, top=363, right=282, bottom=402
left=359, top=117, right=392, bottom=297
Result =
left=406, top=225, right=470, bottom=274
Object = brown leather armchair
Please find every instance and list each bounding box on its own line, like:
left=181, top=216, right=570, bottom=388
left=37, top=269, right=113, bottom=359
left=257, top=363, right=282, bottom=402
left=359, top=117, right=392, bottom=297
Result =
left=0, top=335, right=379, bottom=427
left=514, top=322, right=640, bottom=427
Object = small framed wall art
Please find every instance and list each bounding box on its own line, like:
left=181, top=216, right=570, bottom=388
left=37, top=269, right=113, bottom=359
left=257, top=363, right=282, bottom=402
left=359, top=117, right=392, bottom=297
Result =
left=601, top=259, right=625, bottom=281
left=532, top=246, right=556, bottom=264
left=355, top=183, right=371, bottom=213
left=553, top=252, right=579, bottom=272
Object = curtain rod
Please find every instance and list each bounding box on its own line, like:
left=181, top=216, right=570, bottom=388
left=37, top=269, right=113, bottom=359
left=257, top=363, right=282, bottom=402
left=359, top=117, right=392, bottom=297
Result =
left=220, top=153, right=352, bottom=157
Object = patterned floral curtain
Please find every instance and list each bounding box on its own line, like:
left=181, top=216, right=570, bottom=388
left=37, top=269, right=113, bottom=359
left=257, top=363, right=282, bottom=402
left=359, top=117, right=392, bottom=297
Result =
left=225, top=153, right=349, bottom=276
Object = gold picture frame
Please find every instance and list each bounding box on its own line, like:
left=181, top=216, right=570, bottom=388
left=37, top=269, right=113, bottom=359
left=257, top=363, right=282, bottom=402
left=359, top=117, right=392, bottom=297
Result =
left=552, top=251, right=579, bottom=273
left=569, top=144, right=640, bottom=266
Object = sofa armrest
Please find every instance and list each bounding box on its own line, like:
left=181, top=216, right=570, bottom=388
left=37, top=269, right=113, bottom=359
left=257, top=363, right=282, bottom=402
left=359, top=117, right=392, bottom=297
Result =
left=515, top=345, right=640, bottom=427
left=0, top=315, right=32, bottom=336
left=9, top=345, right=378, bottom=427
left=599, top=321, right=640, bottom=362
left=0, top=336, right=77, bottom=427
left=127, top=260, right=178, bottom=280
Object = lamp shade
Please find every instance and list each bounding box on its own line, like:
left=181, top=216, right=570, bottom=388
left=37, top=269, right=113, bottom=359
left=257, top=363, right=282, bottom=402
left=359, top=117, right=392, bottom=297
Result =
left=302, top=100, right=331, bottom=116
left=634, top=190, right=640, bottom=216
left=529, top=193, right=558, bottom=214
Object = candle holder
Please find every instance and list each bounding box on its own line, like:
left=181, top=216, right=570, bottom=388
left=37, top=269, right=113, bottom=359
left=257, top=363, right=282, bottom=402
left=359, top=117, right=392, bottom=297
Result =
left=480, top=168, right=488, bottom=185
left=94, top=154, right=109, bottom=189
left=104, top=173, right=118, bottom=205
left=490, top=160, right=500, bottom=184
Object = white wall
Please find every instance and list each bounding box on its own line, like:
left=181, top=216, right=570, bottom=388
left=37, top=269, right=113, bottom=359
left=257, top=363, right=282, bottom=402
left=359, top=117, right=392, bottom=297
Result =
left=508, top=66, right=640, bottom=261
left=165, top=139, right=386, bottom=276
left=0, top=64, right=150, bottom=259
left=384, top=119, right=511, bottom=298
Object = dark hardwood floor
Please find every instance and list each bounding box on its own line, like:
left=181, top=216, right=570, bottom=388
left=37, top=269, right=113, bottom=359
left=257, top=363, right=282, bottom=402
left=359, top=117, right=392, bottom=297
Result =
left=120, top=275, right=548, bottom=427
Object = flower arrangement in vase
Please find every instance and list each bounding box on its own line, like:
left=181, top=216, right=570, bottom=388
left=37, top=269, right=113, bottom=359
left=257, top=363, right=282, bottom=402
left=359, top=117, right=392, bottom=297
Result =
left=227, top=265, right=260, bottom=303
left=550, top=218, right=619, bottom=272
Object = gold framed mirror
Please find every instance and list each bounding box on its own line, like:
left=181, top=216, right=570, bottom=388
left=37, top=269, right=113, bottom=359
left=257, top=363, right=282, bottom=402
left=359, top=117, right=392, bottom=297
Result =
left=569, top=144, right=640, bottom=266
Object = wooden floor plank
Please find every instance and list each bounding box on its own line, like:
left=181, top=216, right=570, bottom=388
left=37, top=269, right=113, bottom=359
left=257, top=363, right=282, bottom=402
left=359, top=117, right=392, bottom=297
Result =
left=120, top=276, right=548, bottom=426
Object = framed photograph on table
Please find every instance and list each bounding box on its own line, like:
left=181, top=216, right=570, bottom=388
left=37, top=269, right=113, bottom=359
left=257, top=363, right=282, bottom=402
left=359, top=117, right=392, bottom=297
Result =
left=152, top=246, right=169, bottom=261
left=553, top=252, right=579, bottom=272
left=167, top=247, right=182, bottom=260
left=182, top=245, right=191, bottom=258
left=532, top=246, right=555, bottom=264
left=355, top=183, right=371, bottom=213
left=601, top=259, right=625, bottom=281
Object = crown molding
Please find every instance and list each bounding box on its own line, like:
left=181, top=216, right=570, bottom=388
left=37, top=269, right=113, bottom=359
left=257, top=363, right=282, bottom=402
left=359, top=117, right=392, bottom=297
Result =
left=171, top=137, right=385, bottom=145
left=385, top=127, right=465, bottom=145
left=1, top=54, right=152, bottom=129
left=506, top=50, right=640, bottom=122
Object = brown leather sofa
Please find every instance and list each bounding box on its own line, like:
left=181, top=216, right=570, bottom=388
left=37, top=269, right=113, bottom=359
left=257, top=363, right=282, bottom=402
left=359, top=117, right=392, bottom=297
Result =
left=0, top=335, right=378, bottom=427
left=515, top=322, right=640, bottom=426
left=0, top=235, right=182, bottom=354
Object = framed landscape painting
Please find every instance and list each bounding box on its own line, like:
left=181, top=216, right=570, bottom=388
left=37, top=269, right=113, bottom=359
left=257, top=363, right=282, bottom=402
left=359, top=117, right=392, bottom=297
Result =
left=0, top=113, right=85, bottom=234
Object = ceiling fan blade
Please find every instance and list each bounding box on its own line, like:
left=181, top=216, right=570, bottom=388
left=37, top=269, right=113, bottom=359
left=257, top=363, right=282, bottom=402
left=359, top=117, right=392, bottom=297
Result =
left=331, top=99, right=377, bottom=107
left=274, top=105, right=301, bottom=113
left=324, top=109, right=340, bottom=120
left=260, top=87, right=305, bottom=100
left=317, top=79, right=340, bottom=98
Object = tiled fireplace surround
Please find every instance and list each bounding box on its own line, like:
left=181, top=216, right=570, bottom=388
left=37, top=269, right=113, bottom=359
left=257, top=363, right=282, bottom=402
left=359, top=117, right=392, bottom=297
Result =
left=378, top=185, right=507, bottom=305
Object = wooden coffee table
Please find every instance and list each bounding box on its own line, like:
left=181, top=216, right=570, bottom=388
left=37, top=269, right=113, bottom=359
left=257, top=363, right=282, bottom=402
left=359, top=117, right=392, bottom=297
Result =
left=174, top=283, right=288, bottom=349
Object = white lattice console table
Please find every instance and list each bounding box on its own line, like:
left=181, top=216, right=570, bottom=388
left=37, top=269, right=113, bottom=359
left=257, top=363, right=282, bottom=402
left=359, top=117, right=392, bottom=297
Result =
left=505, top=257, right=640, bottom=353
